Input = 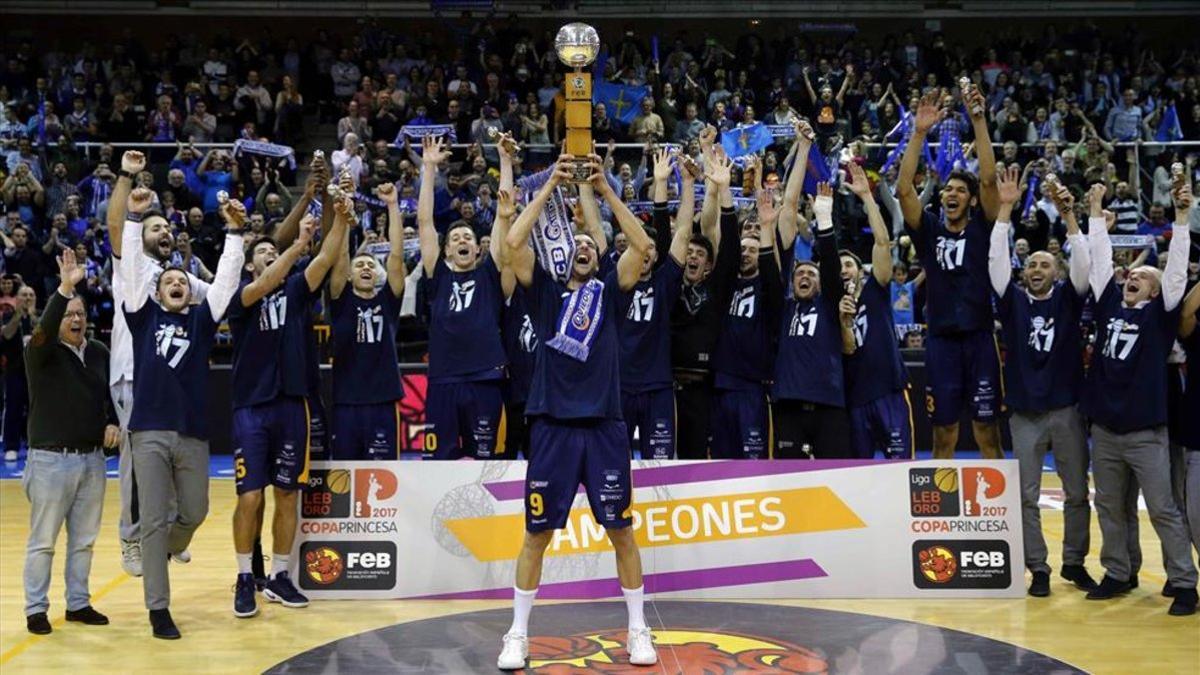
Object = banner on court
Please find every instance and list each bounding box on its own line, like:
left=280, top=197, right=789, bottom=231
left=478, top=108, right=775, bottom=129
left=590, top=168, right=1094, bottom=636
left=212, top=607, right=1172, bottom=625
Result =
left=291, top=459, right=1024, bottom=600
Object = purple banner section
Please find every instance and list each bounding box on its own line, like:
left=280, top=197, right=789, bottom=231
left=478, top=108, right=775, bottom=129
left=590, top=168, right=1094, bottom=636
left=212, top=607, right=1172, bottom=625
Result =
left=412, top=559, right=828, bottom=600
left=482, top=459, right=885, bottom=502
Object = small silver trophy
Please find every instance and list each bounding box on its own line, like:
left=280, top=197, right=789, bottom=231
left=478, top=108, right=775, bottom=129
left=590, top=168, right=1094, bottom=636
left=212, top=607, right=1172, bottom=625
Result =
left=960, top=77, right=983, bottom=116
left=216, top=190, right=229, bottom=205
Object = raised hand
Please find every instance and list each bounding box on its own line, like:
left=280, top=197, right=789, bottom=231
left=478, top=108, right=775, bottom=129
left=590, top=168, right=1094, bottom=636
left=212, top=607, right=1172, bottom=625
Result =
left=755, top=187, right=778, bottom=226
left=996, top=164, right=1021, bottom=207
left=421, top=135, right=449, bottom=166
left=679, top=151, right=702, bottom=182
left=497, top=188, right=516, bottom=220
left=914, top=89, right=944, bottom=135
left=839, top=294, right=857, bottom=321
left=794, top=118, right=815, bottom=144
left=1086, top=182, right=1107, bottom=217
left=376, top=181, right=398, bottom=205
left=1173, top=182, right=1193, bottom=214
left=707, top=149, right=733, bottom=188
left=652, top=146, right=673, bottom=182
left=814, top=182, right=834, bottom=222
left=297, top=213, right=318, bottom=247
left=846, top=161, right=871, bottom=199
left=333, top=194, right=355, bottom=218
left=220, top=199, right=248, bottom=230
left=550, top=154, right=575, bottom=188
left=121, top=150, right=147, bottom=175
left=963, top=84, right=987, bottom=123
left=127, top=186, right=155, bottom=214
left=698, top=125, right=717, bottom=153
left=1049, top=183, right=1074, bottom=214
left=58, top=248, right=85, bottom=288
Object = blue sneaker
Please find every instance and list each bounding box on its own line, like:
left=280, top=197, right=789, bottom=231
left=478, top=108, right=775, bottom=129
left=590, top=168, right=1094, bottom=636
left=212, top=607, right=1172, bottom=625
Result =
left=264, top=572, right=309, bottom=608
left=233, top=573, right=258, bottom=618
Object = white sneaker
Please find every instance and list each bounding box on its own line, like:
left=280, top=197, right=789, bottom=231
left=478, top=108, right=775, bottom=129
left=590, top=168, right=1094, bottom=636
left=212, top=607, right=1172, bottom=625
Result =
left=4, top=450, right=16, bottom=462
left=496, top=631, right=528, bottom=670
left=121, top=539, right=143, bottom=577
left=627, top=627, right=657, bottom=666
left=170, top=550, right=191, bottom=564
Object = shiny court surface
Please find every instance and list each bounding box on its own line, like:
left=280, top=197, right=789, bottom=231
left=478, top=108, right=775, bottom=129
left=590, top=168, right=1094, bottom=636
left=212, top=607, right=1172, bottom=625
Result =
left=1, top=476, right=1196, bottom=674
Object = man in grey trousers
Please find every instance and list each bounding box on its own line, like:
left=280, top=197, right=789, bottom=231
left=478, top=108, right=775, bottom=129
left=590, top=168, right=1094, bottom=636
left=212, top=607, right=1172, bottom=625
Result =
left=23, top=250, right=121, bottom=635
left=117, top=187, right=245, bottom=639
left=1177, top=273, right=1200, bottom=556
left=1081, top=181, right=1197, bottom=616
left=988, top=169, right=1097, bottom=597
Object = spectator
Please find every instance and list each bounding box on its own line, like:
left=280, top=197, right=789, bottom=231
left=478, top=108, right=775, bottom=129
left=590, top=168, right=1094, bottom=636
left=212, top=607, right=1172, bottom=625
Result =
left=331, top=49, right=361, bottom=100
left=235, top=70, right=274, bottom=128
left=181, top=100, right=216, bottom=143
left=1104, top=89, right=1144, bottom=141
left=195, top=149, right=238, bottom=214
left=629, top=96, right=665, bottom=143
left=337, top=100, right=370, bottom=146
left=1, top=283, right=36, bottom=461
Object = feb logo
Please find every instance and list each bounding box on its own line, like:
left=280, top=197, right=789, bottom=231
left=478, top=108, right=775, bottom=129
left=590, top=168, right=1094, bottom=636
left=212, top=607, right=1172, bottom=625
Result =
left=305, top=546, right=344, bottom=585
left=354, top=469, right=398, bottom=519
left=528, top=629, right=828, bottom=673
left=916, top=545, right=958, bottom=584
left=908, top=467, right=960, bottom=517
left=962, top=467, right=1006, bottom=517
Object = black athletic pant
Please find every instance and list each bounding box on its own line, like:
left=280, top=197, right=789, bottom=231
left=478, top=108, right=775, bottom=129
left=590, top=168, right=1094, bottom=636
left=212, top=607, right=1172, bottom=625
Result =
left=503, top=400, right=530, bottom=460
left=773, top=399, right=852, bottom=459
left=674, top=380, right=713, bottom=460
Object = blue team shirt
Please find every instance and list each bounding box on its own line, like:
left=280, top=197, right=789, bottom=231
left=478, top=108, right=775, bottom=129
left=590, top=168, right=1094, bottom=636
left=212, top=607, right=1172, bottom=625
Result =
left=126, top=301, right=220, bottom=439
left=329, top=289, right=403, bottom=405
left=1082, top=281, right=1180, bottom=432
left=772, top=294, right=845, bottom=407
left=228, top=272, right=315, bottom=409
left=615, top=258, right=684, bottom=393
left=845, top=277, right=909, bottom=407
left=525, top=264, right=622, bottom=420
left=890, top=280, right=917, bottom=325
left=714, top=275, right=774, bottom=389
left=906, top=209, right=994, bottom=334
left=997, top=280, right=1085, bottom=412
left=425, top=257, right=507, bottom=383
left=502, top=287, right=538, bottom=405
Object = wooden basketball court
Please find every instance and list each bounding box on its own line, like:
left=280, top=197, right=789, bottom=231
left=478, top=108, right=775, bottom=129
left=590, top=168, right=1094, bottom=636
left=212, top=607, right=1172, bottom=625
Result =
left=1, top=475, right=1196, bottom=673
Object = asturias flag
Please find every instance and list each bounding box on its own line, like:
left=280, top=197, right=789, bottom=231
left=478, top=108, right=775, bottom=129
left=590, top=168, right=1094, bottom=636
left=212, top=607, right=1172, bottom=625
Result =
left=593, top=81, right=649, bottom=125
left=721, top=122, right=774, bottom=160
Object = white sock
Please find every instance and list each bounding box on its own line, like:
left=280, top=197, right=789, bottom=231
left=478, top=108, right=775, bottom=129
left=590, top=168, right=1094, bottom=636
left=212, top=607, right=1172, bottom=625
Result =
left=236, top=553, right=253, bottom=575
left=508, top=586, right=537, bottom=635
left=271, top=554, right=290, bottom=578
left=623, top=586, right=647, bottom=631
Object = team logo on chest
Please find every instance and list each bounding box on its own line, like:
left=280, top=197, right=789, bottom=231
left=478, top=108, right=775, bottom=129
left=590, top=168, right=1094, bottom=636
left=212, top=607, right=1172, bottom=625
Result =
left=627, top=287, right=655, bottom=322
left=259, top=291, right=288, bottom=331
left=155, top=322, right=191, bottom=368
left=1101, top=317, right=1140, bottom=360
left=853, top=303, right=868, bottom=347
left=730, top=286, right=756, bottom=318
left=449, top=279, right=476, bottom=312
left=356, top=304, right=384, bottom=343
left=1028, top=316, right=1055, bottom=353
left=934, top=236, right=966, bottom=271
left=518, top=314, right=537, bottom=353
left=789, top=304, right=819, bottom=337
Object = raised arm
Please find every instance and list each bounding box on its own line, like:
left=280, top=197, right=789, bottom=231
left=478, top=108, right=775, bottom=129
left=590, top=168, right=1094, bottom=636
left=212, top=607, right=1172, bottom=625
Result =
left=377, top=182, right=407, bottom=298
left=328, top=190, right=353, bottom=300
left=669, top=152, right=697, bottom=266
left=847, top=162, right=891, bottom=286
left=507, top=156, right=572, bottom=288
left=1085, top=183, right=1113, bottom=296
left=119, top=187, right=156, bottom=314
left=491, top=186, right=519, bottom=298
left=1180, top=278, right=1200, bottom=339
left=577, top=179, right=608, bottom=258
left=272, top=164, right=322, bottom=249
left=812, top=183, right=843, bottom=305
left=28, top=252, right=85, bottom=366
left=418, top=135, right=448, bottom=277
left=988, top=165, right=1021, bottom=295
left=1049, top=180, right=1090, bottom=296
left=779, top=119, right=814, bottom=250
left=108, top=150, right=146, bottom=258
left=838, top=293, right=857, bottom=355
left=1163, top=183, right=1193, bottom=311
left=305, top=191, right=351, bottom=292
left=207, top=199, right=248, bottom=319
left=240, top=215, right=315, bottom=308
left=964, top=84, right=998, bottom=221
left=898, top=90, right=942, bottom=229
left=593, top=162, right=653, bottom=291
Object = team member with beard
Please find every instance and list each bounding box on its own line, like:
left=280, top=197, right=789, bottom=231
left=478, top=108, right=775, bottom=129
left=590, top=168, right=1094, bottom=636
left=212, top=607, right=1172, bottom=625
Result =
left=840, top=162, right=914, bottom=460
left=614, top=147, right=695, bottom=459
left=988, top=168, right=1097, bottom=597
left=327, top=182, right=405, bottom=460
left=119, top=187, right=245, bottom=639
left=1083, top=180, right=1197, bottom=616
left=898, top=88, right=1004, bottom=459
left=107, top=150, right=210, bottom=578
left=771, top=182, right=846, bottom=458
left=710, top=157, right=784, bottom=460
left=670, top=127, right=736, bottom=459
left=418, top=135, right=509, bottom=459
left=496, top=155, right=658, bottom=669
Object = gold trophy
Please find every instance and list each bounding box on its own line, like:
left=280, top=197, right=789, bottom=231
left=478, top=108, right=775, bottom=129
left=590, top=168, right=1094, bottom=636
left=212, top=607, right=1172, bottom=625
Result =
left=555, top=22, right=601, bottom=182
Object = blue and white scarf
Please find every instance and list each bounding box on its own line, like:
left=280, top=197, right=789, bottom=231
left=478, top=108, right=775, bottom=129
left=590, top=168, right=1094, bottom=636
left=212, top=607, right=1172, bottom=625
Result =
left=233, top=138, right=297, bottom=169
left=545, top=278, right=605, bottom=362
left=394, top=124, right=458, bottom=145
left=517, top=167, right=576, bottom=282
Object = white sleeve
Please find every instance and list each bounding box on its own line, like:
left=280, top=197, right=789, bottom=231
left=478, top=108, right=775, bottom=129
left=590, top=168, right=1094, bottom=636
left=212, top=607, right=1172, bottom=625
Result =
left=119, top=219, right=149, bottom=313
left=1066, top=232, right=1090, bottom=297
left=988, top=221, right=1012, bottom=296
left=1087, top=216, right=1113, bottom=298
left=206, top=234, right=246, bottom=320
left=1162, top=224, right=1190, bottom=311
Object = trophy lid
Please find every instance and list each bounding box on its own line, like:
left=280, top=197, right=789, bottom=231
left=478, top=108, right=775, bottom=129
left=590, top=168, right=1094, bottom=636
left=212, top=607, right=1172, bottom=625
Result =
left=555, top=23, right=600, bottom=69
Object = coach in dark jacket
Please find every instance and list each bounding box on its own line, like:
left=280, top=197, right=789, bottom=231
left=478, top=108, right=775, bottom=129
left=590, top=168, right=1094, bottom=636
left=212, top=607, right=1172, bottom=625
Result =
left=22, top=250, right=120, bottom=635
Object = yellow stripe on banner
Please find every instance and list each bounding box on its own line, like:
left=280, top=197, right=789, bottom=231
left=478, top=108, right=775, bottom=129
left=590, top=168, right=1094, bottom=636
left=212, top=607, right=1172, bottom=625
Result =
left=445, top=486, right=866, bottom=562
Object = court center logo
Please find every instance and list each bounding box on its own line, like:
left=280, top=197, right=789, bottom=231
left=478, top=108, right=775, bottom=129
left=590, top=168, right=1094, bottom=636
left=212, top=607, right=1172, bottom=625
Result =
left=909, top=467, right=960, bottom=517
left=912, top=540, right=1011, bottom=589
left=528, top=629, right=829, bottom=673
left=300, top=541, right=398, bottom=591
left=354, top=468, right=398, bottom=518
left=302, top=469, right=352, bottom=518
left=962, top=467, right=1007, bottom=517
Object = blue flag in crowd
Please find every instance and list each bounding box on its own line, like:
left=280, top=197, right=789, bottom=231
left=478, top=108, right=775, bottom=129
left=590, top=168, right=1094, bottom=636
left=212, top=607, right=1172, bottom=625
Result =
left=1022, top=173, right=1040, bottom=219
left=593, top=81, right=648, bottom=125
left=721, top=122, right=774, bottom=160
left=801, top=143, right=833, bottom=195
left=1156, top=103, right=1183, bottom=142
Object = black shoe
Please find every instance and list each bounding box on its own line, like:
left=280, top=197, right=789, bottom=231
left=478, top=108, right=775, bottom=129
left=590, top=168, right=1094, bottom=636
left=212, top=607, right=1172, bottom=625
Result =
left=1162, top=581, right=1177, bottom=598
left=264, top=571, right=309, bottom=608
left=149, top=608, right=180, bottom=639
left=233, top=573, right=258, bottom=618
left=1129, top=574, right=1139, bottom=589
left=1059, top=565, right=1098, bottom=591
left=1028, top=571, right=1050, bottom=597
left=1167, top=588, right=1198, bottom=616
left=1086, top=575, right=1133, bottom=600
left=26, top=612, right=51, bottom=635
left=65, top=606, right=109, bottom=625
left=254, top=576, right=269, bottom=592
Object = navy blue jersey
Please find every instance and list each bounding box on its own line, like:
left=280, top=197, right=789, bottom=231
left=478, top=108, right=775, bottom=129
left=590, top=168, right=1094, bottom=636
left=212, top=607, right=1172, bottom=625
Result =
left=330, top=289, right=403, bottom=405
left=772, top=296, right=845, bottom=406
left=126, top=301, right=219, bottom=438
left=1180, top=327, right=1200, bottom=449
left=906, top=209, right=994, bottom=335
left=616, top=257, right=684, bottom=392
left=228, top=272, right=315, bottom=409
left=1082, top=281, right=1180, bottom=432
left=997, top=280, right=1084, bottom=412
left=502, top=286, right=538, bottom=405
left=525, top=264, right=622, bottom=420
left=425, top=257, right=506, bottom=383
left=845, top=276, right=909, bottom=407
left=713, top=253, right=783, bottom=390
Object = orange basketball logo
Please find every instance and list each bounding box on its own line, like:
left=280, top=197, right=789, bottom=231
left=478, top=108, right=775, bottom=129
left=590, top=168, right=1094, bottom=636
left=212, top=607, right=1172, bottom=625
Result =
left=305, top=546, right=345, bottom=585
left=918, top=545, right=958, bottom=583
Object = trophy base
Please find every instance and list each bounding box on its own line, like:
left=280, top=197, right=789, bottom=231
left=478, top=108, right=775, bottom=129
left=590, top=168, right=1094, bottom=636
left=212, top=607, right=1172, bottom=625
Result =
left=568, top=158, right=593, bottom=183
